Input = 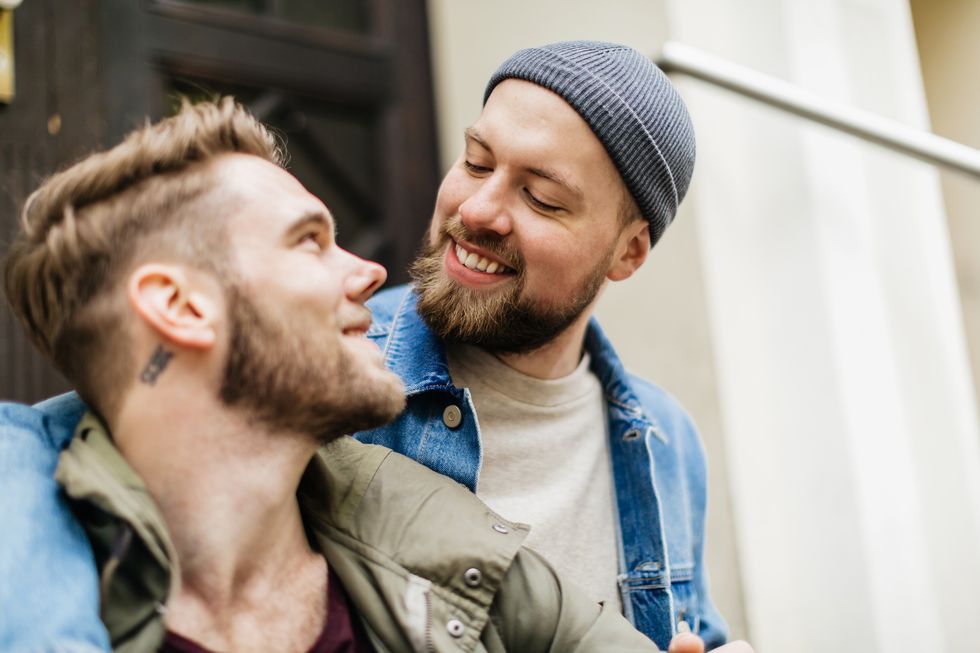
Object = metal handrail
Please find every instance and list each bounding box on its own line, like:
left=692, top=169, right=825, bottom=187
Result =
left=656, top=41, right=980, bottom=180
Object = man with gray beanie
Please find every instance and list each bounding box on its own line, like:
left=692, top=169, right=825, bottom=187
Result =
left=356, top=40, right=734, bottom=651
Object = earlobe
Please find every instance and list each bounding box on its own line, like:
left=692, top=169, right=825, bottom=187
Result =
left=128, top=264, right=217, bottom=349
left=607, top=222, right=650, bottom=282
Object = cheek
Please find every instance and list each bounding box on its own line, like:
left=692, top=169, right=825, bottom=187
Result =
left=428, top=174, right=463, bottom=242
left=258, top=273, right=344, bottom=310
left=518, top=237, right=569, bottom=287
left=433, top=168, right=475, bottom=218
left=520, top=229, right=611, bottom=292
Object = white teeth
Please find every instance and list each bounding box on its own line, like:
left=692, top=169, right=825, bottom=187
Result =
left=455, top=241, right=510, bottom=274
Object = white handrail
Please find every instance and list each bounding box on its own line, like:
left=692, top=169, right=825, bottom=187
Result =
left=656, top=41, right=980, bottom=180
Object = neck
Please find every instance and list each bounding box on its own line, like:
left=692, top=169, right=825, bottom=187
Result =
left=494, top=310, right=592, bottom=379
left=111, top=382, right=320, bottom=610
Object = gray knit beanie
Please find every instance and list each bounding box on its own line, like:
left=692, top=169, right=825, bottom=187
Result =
left=484, top=40, right=695, bottom=247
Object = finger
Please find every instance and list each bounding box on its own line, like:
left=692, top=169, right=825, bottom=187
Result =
left=668, top=632, right=705, bottom=653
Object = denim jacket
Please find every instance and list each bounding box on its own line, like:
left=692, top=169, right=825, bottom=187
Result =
left=357, top=286, right=728, bottom=650
left=0, top=394, right=108, bottom=653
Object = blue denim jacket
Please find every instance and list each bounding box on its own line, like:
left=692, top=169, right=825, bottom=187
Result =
left=357, top=286, right=727, bottom=649
left=0, top=393, right=109, bottom=653
left=0, top=284, right=726, bottom=651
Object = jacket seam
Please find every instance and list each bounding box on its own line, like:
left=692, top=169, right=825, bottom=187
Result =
left=381, top=287, right=413, bottom=365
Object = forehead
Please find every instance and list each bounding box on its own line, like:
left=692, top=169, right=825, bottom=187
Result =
left=474, top=79, right=622, bottom=197
left=209, top=153, right=331, bottom=235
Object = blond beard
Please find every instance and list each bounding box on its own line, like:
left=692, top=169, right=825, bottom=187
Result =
left=409, top=223, right=610, bottom=354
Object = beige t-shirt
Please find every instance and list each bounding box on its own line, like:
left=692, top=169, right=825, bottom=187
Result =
left=447, top=343, right=623, bottom=612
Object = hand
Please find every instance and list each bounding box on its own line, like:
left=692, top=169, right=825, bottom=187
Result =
left=667, top=622, right=755, bottom=653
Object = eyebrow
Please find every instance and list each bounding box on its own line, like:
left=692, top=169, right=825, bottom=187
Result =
left=284, top=211, right=335, bottom=240
left=463, top=127, right=584, bottom=202
left=464, top=127, right=491, bottom=152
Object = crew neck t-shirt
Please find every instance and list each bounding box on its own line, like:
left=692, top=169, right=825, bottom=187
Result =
left=447, top=342, right=623, bottom=612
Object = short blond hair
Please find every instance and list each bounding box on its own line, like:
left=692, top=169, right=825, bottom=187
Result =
left=4, top=97, right=283, bottom=414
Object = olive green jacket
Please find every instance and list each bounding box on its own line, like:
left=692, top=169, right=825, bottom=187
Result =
left=55, top=413, right=662, bottom=653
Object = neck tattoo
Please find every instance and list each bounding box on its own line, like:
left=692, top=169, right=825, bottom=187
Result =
left=140, top=345, right=174, bottom=385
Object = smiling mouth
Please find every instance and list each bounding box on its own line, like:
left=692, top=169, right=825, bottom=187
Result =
left=453, top=240, right=515, bottom=275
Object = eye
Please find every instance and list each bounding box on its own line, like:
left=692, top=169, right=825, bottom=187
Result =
left=463, top=160, right=492, bottom=175
left=524, top=188, right=562, bottom=212
left=297, top=231, right=325, bottom=252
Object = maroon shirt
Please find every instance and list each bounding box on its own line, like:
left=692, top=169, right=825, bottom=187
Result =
left=160, top=567, right=374, bottom=653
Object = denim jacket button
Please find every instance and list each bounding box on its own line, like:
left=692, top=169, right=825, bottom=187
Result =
left=442, top=404, right=463, bottom=429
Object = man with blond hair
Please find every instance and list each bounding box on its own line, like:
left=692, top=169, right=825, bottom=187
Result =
left=0, top=99, right=680, bottom=652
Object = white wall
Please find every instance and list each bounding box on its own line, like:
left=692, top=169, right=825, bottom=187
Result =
left=664, top=0, right=980, bottom=651
left=911, top=0, right=980, bottom=429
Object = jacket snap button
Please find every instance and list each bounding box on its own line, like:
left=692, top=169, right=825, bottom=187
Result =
left=442, top=404, right=463, bottom=429
left=463, top=567, right=482, bottom=587
left=492, top=522, right=509, bottom=535
left=447, top=618, right=465, bottom=638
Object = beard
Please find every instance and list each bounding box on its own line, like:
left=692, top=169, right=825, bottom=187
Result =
left=218, top=286, right=405, bottom=444
left=409, top=217, right=610, bottom=355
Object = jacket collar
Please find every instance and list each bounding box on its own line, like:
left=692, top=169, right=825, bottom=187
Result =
left=56, top=413, right=178, bottom=581
left=55, top=413, right=179, bottom=651
left=376, top=286, right=649, bottom=416
left=370, top=288, right=457, bottom=397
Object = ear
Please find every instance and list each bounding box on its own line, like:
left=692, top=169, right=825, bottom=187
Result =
left=606, top=220, right=650, bottom=282
left=128, top=264, right=218, bottom=349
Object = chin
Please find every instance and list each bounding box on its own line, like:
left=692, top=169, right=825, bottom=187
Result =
left=362, top=368, right=408, bottom=424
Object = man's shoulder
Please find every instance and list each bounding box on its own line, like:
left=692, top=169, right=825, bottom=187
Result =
left=586, top=320, right=699, bottom=441
left=347, top=440, right=530, bottom=561
left=307, top=440, right=533, bottom=641
left=0, top=392, right=88, bottom=453
left=618, top=372, right=706, bottom=469
left=315, top=437, right=525, bottom=572
left=624, top=374, right=696, bottom=431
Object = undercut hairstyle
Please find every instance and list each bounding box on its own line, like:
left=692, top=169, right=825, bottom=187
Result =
left=3, top=97, right=283, bottom=417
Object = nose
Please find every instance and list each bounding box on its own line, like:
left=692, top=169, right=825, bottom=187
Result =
left=458, top=175, right=513, bottom=237
left=343, top=250, right=387, bottom=303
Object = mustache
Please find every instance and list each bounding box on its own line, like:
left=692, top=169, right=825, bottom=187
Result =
left=437, top=218, right=524, bottom=273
